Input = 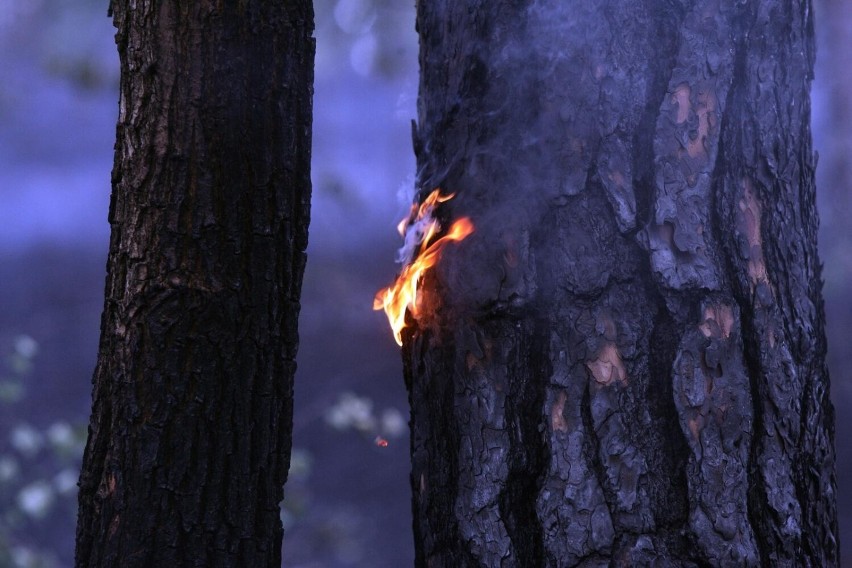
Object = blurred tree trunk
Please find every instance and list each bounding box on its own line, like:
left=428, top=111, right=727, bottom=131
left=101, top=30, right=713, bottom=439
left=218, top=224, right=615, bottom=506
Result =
left=406, top=0, right=838, bottom=566
left=817, top=0, right=852, bottom=271
left=816, top=0, right=852, bottom=562
left=75, top=2, right=314, bottom=566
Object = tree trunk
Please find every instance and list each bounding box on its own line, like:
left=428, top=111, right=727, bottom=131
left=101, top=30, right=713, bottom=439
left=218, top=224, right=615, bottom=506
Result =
left=75, top=2, right=314, bottom=566
left=406, top=1, right=838, bottom=566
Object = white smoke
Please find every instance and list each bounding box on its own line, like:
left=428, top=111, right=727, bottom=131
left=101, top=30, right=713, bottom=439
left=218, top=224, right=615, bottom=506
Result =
left=395, top=197, right=441, bottom=265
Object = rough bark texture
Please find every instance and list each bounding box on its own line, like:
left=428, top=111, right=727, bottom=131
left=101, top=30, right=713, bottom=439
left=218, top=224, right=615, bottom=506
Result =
left=406, top=1, right=838, bottom=566
left=75, top=2, right=314, bottom=566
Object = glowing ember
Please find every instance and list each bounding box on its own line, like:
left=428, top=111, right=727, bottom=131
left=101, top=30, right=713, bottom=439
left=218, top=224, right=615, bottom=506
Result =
left=374, top=189, right=474, bottom=345
left=374, top=436, right=389, bottom=448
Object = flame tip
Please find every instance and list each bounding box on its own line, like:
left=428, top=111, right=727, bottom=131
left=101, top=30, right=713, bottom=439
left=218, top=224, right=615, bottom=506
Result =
left=374, top=190, right=473, bottom=346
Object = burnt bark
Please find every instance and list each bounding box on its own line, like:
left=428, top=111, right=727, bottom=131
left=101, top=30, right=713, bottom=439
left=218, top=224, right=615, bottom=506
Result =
left=405, top=1, right=838, bottom=566
left=75, top=2, right=314, bottom=566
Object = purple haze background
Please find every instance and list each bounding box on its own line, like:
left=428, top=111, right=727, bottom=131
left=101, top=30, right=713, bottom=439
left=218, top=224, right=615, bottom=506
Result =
left=0, top=1, right=848, bottom=566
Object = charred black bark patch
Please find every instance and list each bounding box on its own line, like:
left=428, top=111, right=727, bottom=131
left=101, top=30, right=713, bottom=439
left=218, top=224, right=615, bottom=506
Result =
left=497, top=320, right=548, bottom=565
left=644, top=298, right=690, bottom=534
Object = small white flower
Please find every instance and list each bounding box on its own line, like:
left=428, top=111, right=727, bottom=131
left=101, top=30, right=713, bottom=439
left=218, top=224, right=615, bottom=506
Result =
left=381, top=408, right=407, bottom=438
left=341, top=393, right=375, bottom=432
left=324, top=392, right=377, bottom=433
left=279, top=508, right=295, bottom=530
left=0, top=455, right=19, bottom=482
left=325, top=404, right=353, bottom=430
left=288, top=448, right=313, bottom=481
left=46, top=422, right=75, bottom=449
left=17, top=481, right=55, bottom=518
left=333, top=0, right=375, bottom=34
left=10, top=424, right=44, bottom=457
left=10, top=546, right=37, bottom=568
left=13, top=335, right=38, bottom=359
left=53, top=468, right=79, bottom=495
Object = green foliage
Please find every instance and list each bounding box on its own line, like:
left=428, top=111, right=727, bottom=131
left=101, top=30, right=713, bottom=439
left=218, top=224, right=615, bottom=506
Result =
left=0, top=336, right=86, bottom=568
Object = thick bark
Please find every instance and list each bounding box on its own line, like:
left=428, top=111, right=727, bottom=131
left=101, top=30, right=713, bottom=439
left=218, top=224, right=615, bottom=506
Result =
left=406, top=1, right=838, bottom=566
left=75, top=2, right=314, bottom=566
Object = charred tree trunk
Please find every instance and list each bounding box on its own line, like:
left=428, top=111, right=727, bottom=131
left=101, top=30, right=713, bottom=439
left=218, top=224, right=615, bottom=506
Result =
left=75, top=2, right=314, bottom=566
left=406, top=1, right=838, bottom=566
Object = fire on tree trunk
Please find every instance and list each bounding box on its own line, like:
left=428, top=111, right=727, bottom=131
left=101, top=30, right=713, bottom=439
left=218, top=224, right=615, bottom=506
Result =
left=375, top=0, right=839, bottom=565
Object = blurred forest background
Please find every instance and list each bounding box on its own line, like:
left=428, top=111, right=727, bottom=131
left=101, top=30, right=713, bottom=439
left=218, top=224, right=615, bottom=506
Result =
left=0, top=1, right=848, bottom=566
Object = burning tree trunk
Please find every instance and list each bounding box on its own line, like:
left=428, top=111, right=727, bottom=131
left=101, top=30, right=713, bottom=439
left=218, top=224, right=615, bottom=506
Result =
left=75, top=2, right=314, bottom=566
left=396, top=0, right=839, bottom=565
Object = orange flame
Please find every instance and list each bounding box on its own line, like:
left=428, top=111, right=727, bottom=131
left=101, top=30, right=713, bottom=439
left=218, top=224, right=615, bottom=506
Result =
left=374, top=190, right=474, bottom=346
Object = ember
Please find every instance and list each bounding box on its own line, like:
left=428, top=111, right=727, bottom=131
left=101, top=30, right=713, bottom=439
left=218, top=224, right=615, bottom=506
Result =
left=374, top=189, right=474, bottom=345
